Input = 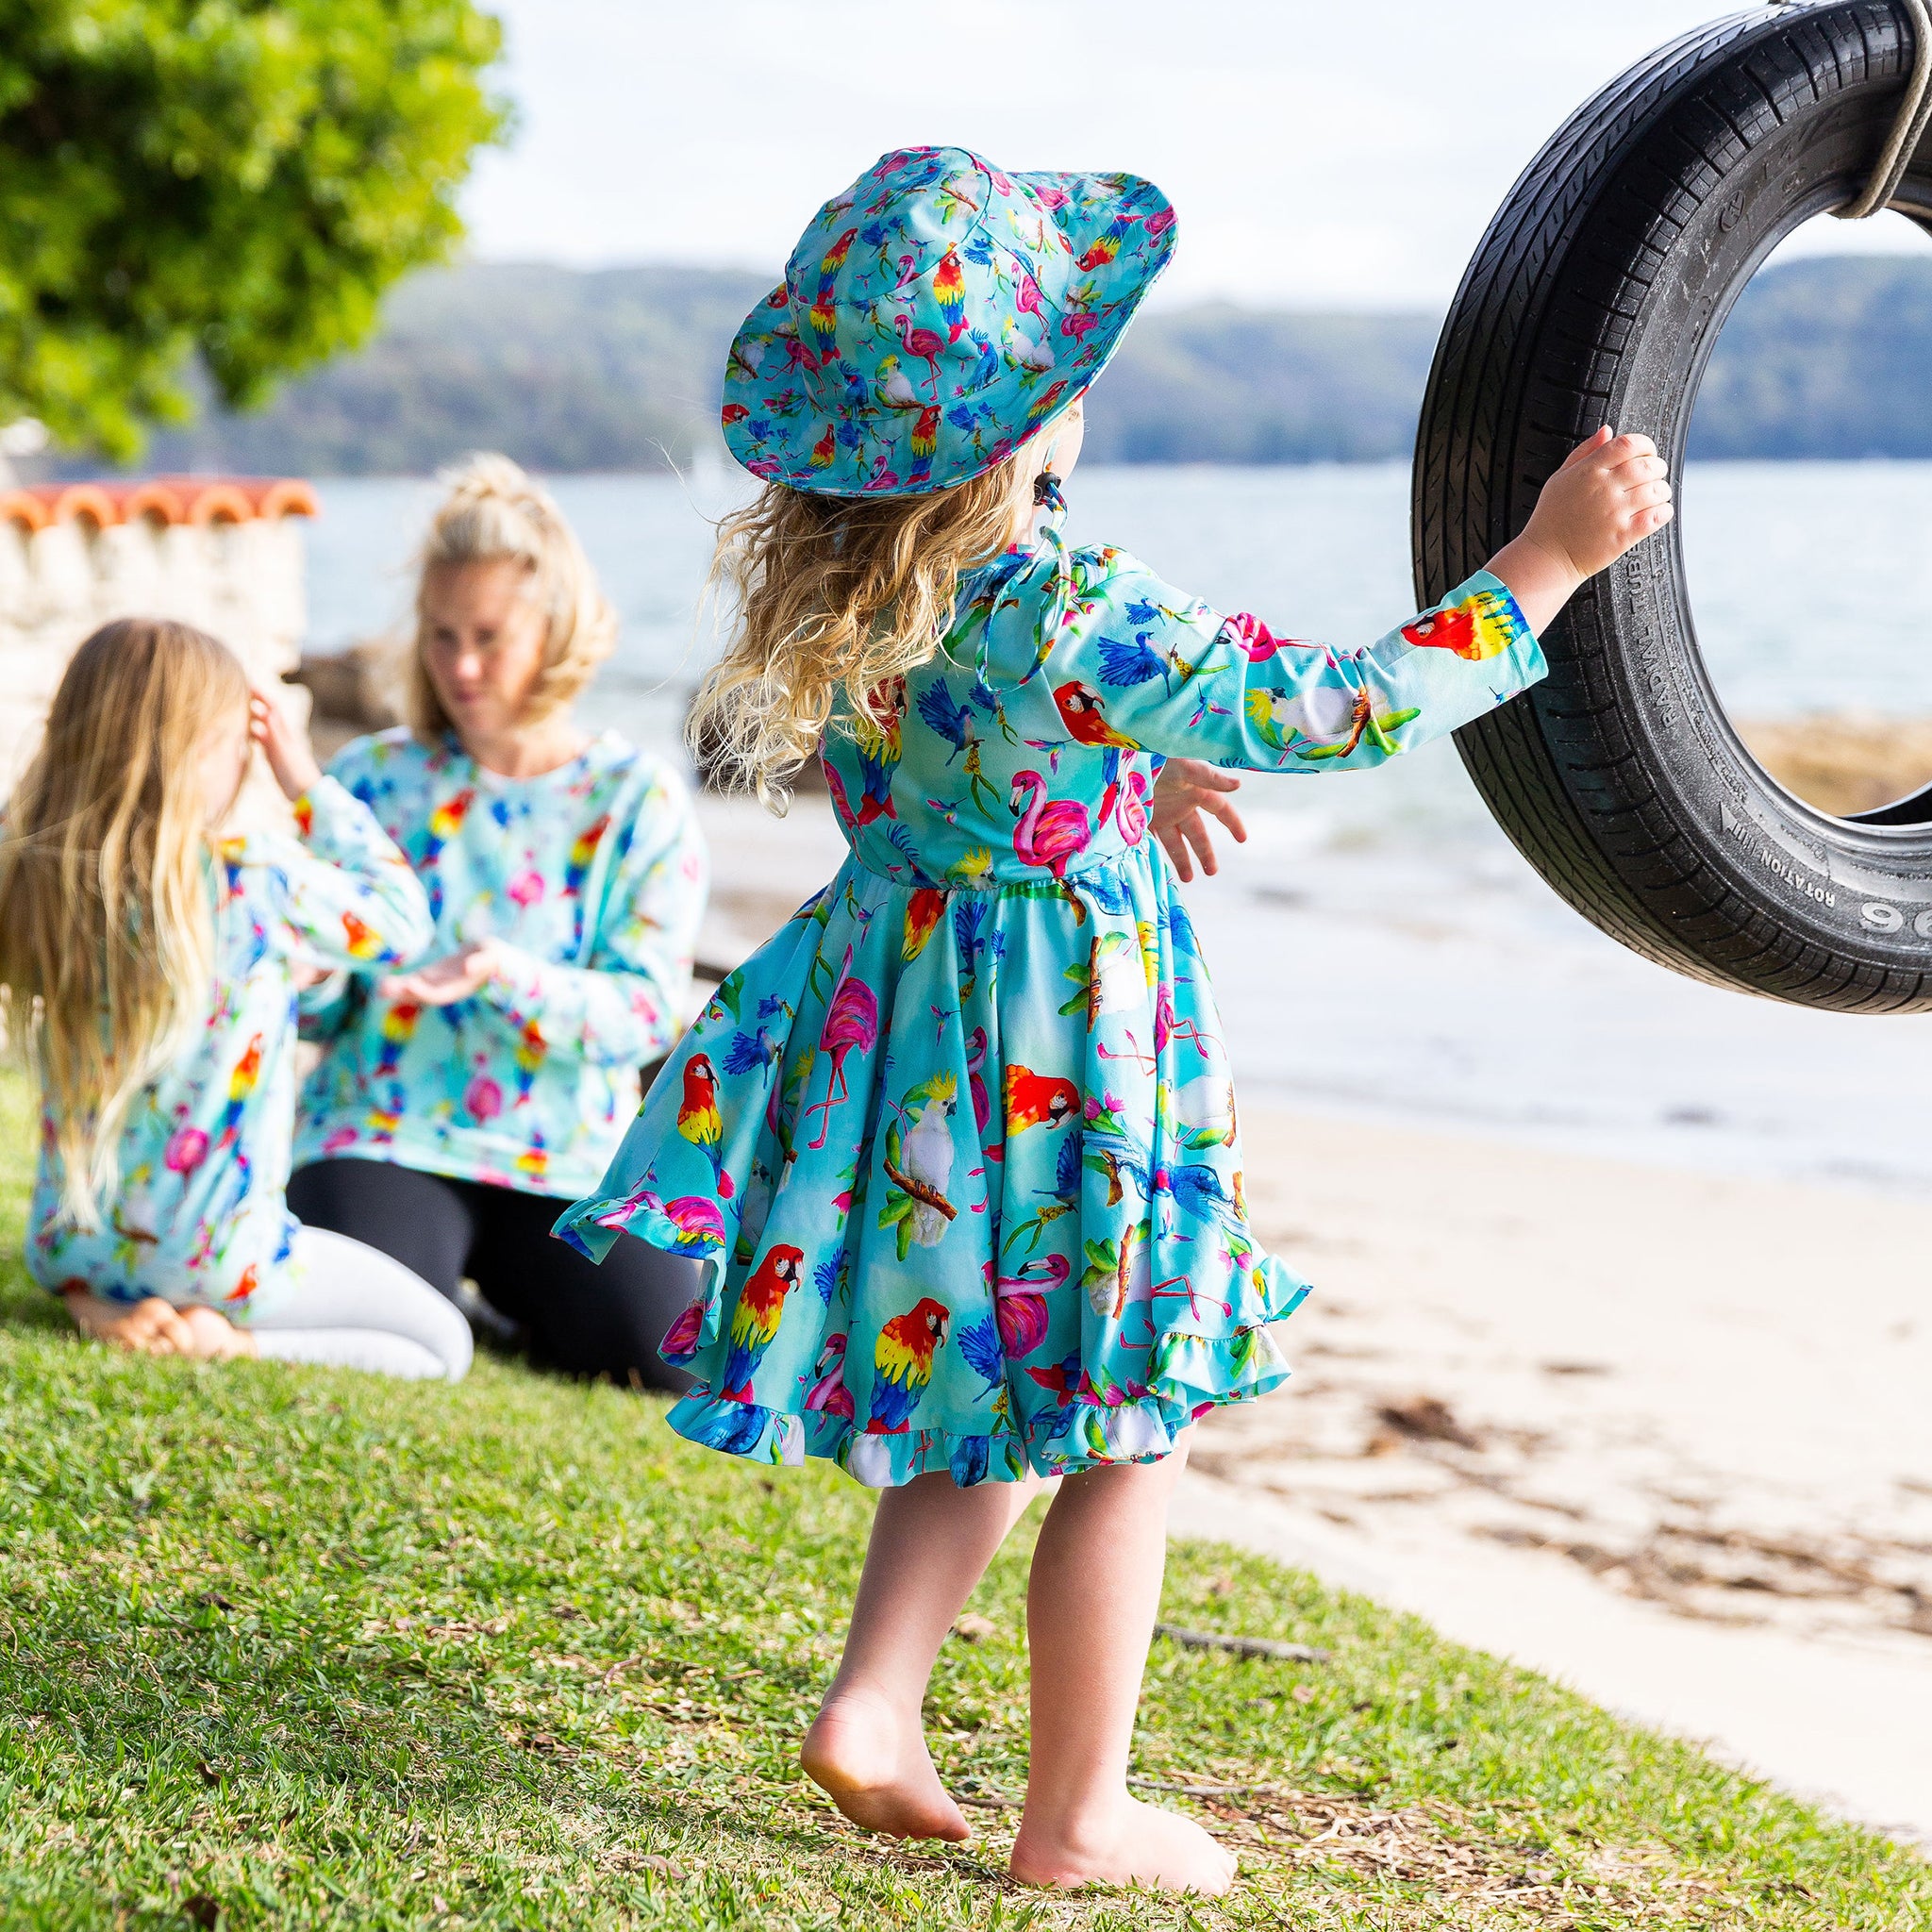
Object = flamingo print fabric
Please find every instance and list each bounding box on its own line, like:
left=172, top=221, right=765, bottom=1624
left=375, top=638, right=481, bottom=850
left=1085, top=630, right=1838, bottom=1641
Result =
left=296, top=730, right=708, bottom=1198
left=558, top=536, right=1545, bottom=1487
left=25, top=780, right=432, bottom=1314
left=721, top=145, right=1174, bottom=496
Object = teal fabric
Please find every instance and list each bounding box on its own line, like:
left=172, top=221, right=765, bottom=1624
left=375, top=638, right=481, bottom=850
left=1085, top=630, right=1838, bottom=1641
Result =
left=558, top=532, right=1547, bottom=1487
left=295, top=729, right=708, bottom=1200
left=25, top=779, right=432, bottom=1314
left=723, top=146, right=1173, bottom=494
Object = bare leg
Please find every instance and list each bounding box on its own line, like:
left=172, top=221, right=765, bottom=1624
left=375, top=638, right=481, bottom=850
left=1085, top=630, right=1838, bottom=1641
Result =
left=1009, top=1438, right=1237, bottom=1895
left=804, top=1468, right=1045, bottom=1841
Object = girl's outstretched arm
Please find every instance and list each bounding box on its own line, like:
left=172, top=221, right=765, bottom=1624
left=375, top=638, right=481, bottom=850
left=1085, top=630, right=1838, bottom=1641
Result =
left=1042, top=428, right=1670, bottom=780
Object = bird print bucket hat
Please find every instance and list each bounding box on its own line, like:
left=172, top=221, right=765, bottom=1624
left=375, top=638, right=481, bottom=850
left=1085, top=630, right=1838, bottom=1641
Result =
left=720, top=145, right=1175, bottom=495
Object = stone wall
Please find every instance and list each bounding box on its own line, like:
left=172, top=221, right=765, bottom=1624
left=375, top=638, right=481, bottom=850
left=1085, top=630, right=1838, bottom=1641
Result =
left=0, top=477, right=318, bottom=824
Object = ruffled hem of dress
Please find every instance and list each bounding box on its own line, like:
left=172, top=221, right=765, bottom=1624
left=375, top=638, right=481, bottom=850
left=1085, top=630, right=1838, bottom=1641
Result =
left=661, top=1293, right=1306, bottom=1488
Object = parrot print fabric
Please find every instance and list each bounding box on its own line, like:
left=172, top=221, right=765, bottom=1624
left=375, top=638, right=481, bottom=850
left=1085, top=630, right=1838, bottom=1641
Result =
left=558, top=533, right=1546, bottom=1487
left=25, top=780, right=432, bottom=1315
left=295, top=730, right=708, bottom=1199
left=722, top=145, right=1174, bottom=497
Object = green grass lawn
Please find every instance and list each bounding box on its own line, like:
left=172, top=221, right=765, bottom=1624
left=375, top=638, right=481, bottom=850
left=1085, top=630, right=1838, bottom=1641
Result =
left=0, top=1067, right=1925, bottom=1930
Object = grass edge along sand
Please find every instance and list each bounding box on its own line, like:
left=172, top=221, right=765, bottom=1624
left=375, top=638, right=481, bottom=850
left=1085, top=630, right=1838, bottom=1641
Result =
left=0, top=1069, right=1924, bottom=1931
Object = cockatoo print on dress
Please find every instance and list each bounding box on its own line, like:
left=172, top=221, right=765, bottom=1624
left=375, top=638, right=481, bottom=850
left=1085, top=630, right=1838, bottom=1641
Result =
left=878, top=1073, right=960, bottom=1259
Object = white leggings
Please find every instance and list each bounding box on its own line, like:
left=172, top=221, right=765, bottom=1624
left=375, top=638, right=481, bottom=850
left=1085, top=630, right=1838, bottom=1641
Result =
left=249, top=1226, right=474, bottom=1382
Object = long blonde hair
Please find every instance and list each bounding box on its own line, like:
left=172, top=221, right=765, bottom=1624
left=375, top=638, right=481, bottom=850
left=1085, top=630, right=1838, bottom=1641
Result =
left=0, top=619, right=248, bottom=1224
left=690, top=457, right=1025, bottom=802
left=408, top=453, right=616, bottom=740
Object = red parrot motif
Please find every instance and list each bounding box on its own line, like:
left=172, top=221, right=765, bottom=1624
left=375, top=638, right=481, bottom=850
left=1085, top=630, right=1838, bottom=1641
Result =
left=1052, top=681, right=1141, bottom=751
left=1004, top=1064, right=1079, bottom=1137
left=868, top=1296, right=952, bottom=1434
left=678, top=1053, right=734, bottom=1198
left=721, top=1243, right=806, bottom=1400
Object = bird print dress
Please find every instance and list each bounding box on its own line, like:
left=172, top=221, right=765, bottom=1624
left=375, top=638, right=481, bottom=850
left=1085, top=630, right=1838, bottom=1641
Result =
left=557, top=529, right=1546, bottom=1487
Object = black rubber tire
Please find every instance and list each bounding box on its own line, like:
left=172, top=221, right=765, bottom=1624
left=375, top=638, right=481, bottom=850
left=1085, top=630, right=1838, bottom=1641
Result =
left=1414, top=1, right=1932, bottom=1012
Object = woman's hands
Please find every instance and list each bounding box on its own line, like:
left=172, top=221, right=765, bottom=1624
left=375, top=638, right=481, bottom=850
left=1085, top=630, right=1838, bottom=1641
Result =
left=1151, top=758, right=1248, bottom=881
left=63, top=1291, right=254, bottom=1358
left=251, top=688, right=324, bottom=803
left=1487, top=426, right=1674, bottom=637
left=380, top=936, right=512, bottom=1007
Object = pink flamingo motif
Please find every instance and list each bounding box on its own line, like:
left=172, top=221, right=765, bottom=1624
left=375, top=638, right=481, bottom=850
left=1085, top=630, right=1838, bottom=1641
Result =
left=862, top=453, right=903, bottom=491
left=805, top=1333, right=857, bottom=1420
left=1015, top=270, right=1045, bottom=322
left=995, top=1252, right=1070, bottom=1357
left=1009, top=771, right=1092, bottom=881
left=803, top=948, right=879, bottom=1150
left=964, top=1025, right=992, bottom=1137
left=892, top=311, right=947, bottom=397
left=1154, top=980, right=1210, bottom=1060
left=1115, top=768, right=1150, bottom=844
left=162, top=1115, right=208, bottom=1201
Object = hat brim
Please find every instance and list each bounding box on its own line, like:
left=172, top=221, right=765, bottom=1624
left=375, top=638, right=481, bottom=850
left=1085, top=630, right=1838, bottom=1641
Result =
left=721, top=160, right=1174, bottom=496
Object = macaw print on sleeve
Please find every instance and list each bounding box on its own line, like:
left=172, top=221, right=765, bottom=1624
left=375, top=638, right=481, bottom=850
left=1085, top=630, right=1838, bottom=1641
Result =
left=1401, top=584, right=1529, bottom=661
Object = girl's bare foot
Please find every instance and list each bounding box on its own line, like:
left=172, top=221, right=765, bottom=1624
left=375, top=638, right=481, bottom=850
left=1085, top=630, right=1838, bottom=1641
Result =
left=801, top=1683, right=972, bottom=1842
left=1010, top=1794, right=1237, bottom=1894
left=178, top=1305, right=257, bottom=1360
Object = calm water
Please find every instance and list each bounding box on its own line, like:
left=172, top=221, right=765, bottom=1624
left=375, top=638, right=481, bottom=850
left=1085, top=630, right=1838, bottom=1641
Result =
left=307, top=460, right=1932, bottom=838
left=304, top=463, right=1932, bottom=1192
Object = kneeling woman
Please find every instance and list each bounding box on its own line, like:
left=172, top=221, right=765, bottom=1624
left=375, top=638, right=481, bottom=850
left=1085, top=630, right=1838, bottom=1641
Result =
left=290, top=457, right=708, bottom=1388
left=0, top=619, right=471, bottom=1380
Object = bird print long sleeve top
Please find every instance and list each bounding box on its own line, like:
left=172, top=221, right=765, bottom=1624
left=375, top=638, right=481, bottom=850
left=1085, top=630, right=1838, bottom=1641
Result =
left=295, top=729, right=709, bottom=1198
left=26, top=779, right=432, bottom=1314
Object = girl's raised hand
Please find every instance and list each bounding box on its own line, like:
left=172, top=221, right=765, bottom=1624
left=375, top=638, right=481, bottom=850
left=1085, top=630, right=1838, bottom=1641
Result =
left=1487, top=426, right=1674, bottom=636
left=1150, top=758, right=1247, bottom=881
left=250, top=688, right=324, bottom=804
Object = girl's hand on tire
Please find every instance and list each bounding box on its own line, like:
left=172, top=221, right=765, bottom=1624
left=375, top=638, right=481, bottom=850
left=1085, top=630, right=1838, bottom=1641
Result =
left=1488, top=427, right=1674, bottom=634
left=1151, top=758, right=1247, bottom=881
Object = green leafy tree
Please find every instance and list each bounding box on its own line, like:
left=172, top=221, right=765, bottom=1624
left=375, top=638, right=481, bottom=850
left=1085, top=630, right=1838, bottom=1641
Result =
left=0, top=0, right=508, bottom=460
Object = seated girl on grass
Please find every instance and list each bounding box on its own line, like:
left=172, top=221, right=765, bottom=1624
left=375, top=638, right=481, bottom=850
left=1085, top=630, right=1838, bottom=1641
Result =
left=0, top=618, right=473, bottom=1381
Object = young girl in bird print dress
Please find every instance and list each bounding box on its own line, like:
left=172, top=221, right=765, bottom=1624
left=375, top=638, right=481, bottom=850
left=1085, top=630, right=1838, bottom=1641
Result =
left=557, top=146, right=1674, bottom=1894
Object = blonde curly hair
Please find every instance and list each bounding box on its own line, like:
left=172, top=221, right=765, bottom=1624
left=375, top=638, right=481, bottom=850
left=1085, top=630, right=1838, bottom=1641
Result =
left=689, top=455, right=1031, bottom=805
left=408, top=454, right=616, bottom=740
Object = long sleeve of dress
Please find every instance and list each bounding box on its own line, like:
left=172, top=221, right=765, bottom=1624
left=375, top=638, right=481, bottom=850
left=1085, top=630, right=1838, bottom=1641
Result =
left=1039, top=549, right=1547, bottom=774
left=473, top=768, right=708, bottom=1068
left=244, top=776, right=435, bottom=974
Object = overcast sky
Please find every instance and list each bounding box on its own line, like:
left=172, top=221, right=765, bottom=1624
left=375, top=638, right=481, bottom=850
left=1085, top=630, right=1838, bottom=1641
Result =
left=459, top=0, right=1925, bottom=310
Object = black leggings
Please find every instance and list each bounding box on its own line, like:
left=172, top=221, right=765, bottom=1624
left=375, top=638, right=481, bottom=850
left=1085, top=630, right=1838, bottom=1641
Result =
left=287, top=1158, right=698, bottom=1393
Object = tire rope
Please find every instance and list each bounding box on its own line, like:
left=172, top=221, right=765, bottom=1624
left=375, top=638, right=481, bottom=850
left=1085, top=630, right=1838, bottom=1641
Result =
left=1834, top=0, right=1932, bottom=218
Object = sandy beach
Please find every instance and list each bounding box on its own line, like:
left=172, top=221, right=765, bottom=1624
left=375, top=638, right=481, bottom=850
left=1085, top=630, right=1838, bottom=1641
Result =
left=694, top=785, right=1932, bottom=1844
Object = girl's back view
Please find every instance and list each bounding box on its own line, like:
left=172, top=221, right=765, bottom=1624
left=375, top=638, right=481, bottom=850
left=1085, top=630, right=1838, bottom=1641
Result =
left=1, top=618, right=470, bottom=1379
left=558, top=147, right=1673, bottom=1890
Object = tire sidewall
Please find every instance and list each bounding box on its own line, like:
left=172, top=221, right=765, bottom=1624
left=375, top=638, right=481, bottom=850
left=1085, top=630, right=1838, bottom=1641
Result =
left=1541, top=8, right=1932, bottom=982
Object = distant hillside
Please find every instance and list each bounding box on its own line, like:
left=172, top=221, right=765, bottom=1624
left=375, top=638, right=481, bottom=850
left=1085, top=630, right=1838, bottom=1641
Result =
left=1690, top=254, right=1932, bottom=458
left=66, top=252, right=1932, bottom=475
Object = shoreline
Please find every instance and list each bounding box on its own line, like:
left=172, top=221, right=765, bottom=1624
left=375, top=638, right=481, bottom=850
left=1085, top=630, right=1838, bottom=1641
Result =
left=1191, top=1100, right=1932, bottom=1842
